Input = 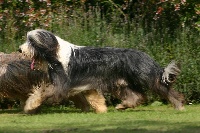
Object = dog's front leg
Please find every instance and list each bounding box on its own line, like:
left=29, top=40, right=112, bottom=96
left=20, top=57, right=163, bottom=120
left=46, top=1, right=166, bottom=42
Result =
left=83, top=89, right=107, bottom=113
left=24, top=83, right=55, bottom=114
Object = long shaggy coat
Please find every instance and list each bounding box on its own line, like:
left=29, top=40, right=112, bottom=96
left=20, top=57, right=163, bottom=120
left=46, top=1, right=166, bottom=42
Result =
left=0, top=53, right=95, bottom=114
left=19, top=29, right=185, bottom=111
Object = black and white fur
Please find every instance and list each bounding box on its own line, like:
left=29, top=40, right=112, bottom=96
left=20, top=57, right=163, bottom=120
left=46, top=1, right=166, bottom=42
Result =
left=19, top=29, right=185, bottom=111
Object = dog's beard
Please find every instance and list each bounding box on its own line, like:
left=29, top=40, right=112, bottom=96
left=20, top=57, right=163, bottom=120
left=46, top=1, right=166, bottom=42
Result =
left=20, top=43, right=35, bottom=58
left=19, top=42, right=48, bottom=71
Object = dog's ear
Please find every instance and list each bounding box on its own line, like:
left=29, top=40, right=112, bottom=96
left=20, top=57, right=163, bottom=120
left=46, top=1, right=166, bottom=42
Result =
left=27, top=29, right=58, bottom=46
left=27, top=29, right=58, bottom=54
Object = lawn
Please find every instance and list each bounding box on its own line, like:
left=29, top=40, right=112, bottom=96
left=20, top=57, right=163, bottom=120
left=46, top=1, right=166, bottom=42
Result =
left=0, top=105, right=200, bottom=133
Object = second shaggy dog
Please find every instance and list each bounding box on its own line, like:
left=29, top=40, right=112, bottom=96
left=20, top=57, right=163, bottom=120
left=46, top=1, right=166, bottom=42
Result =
left=0, top=52, right=107, bottom=114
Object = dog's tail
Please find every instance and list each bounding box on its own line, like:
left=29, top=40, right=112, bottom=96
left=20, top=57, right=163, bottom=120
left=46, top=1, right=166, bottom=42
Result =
left=161, top=60, right=181, bottom=85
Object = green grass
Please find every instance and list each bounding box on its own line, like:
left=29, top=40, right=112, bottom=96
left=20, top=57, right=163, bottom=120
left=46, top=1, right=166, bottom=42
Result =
left=0, top=105, right=200, bottom=133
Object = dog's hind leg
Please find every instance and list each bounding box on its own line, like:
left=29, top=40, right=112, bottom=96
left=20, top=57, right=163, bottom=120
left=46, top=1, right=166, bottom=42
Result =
left=158, top=60, right=185, bottom=110
left=115, top=88, right=145, bottom=110
left=168, top=88, right=185, bottom=110
left=113, top=79, right=145, bottom=110
left=69, top=93, right=91, bottom=112
left=83, top=89, right=107, bottom=113
left=157, top=84, right=185, bottom=110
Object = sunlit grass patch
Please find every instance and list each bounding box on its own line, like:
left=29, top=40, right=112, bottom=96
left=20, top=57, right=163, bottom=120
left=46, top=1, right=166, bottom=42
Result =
left=0, top=105, right=200, bottom=133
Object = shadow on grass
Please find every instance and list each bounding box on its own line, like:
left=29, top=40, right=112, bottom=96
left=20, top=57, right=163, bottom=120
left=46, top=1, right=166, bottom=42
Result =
left=0, top=120, right=199, bottom=133
left=0, top=106, right=85, bottom=114
left=0, top=106, right=159, bottom=114
left=0, top=109, right=22, bottom=114
left=78, top=120, right=200, bottom=133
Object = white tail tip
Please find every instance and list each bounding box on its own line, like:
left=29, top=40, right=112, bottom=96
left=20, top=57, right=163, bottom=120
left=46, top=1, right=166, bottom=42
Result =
left=162, top=60, right=181, bottom=84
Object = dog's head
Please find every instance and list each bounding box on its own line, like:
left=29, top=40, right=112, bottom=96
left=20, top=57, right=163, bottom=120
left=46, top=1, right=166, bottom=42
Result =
left=19, top=29, right=59, bottom=70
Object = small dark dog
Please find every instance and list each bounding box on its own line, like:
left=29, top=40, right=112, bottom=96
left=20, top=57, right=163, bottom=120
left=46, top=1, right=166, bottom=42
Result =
left=0, top=52, right=107, bottom=114
left=19, top=29, right=185, bottom=111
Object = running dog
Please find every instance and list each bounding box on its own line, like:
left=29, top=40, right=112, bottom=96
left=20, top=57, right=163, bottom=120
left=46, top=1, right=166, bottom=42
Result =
left=0, top=52, right=106, bottom=114
left=19, top=29, right=185, bottom=111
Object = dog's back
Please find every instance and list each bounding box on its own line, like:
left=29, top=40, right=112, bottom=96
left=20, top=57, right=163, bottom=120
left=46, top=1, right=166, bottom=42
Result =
left=69, top=47, right=162, bottom=91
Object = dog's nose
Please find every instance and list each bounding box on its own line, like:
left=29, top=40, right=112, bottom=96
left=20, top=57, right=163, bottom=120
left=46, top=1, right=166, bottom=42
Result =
left=18, top=48, right=22, bottom=53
